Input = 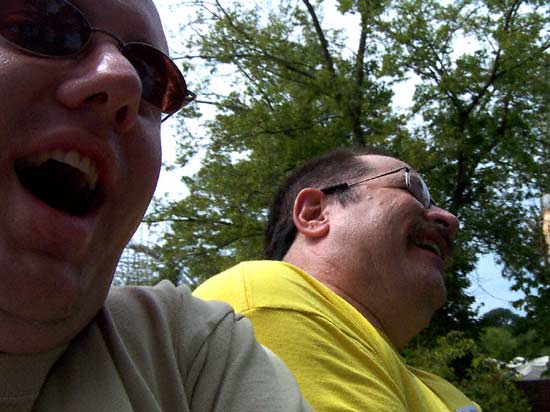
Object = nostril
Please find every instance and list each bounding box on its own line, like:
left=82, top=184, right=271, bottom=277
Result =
left=435, top=218, right=450, bottom=228
left=115, top=106, right=129, bottom=123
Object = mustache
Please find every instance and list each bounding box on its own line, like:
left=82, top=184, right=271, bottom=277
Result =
left=410, top=221, right=455, bottom=257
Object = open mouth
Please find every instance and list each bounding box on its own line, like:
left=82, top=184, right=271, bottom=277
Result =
left=14, top=150, right=102, bottom=217
left=415, top=241, right=441, bottom=258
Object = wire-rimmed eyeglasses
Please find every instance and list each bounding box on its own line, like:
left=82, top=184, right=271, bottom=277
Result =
left=320, top=166, right=435, bottom=209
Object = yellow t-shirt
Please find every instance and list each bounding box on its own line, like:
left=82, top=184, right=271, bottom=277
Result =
left=194, top=260, right=481, bottom=412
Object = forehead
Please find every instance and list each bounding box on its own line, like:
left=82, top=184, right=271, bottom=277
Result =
left=358, top=155, right=410, bottom=174
left=75, top=0, right=168, bottom=51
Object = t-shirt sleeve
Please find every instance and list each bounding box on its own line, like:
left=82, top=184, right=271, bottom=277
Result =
left=183, top=303, right=312, bottom=412
left=242, top=307, right=410, bottom=412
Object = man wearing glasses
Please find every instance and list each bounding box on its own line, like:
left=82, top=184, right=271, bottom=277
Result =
left=195, top=148, right=482, bottom=411
left=0, top=0, right=310, bottom=411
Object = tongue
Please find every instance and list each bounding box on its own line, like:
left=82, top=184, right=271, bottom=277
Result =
left=17, top=159, right=94, bottom=216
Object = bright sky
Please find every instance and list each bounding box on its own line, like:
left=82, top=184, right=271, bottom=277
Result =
left=150, top=0, right=525, bottom=316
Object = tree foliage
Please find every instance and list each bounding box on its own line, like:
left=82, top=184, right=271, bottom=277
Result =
left=135, top=0, right=549, bottom=340
left=379, top=0, right=549, bottom=339
left=404, top=331, right=532, bottom=411
left=479, top=327, right=521, bottom=361
left=478, top=307, right=522, bottom=330
left=150, top=0, right=405, bottom=284
left=477, top=308, right=550, bottom=361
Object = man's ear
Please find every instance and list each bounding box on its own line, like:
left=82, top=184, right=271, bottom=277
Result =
left=292, top=188, right=330, bottom=238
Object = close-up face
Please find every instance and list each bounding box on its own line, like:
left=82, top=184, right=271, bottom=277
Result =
left=0, top=0, right=170, bottom=353
left=323, top=155, right=459, bottom=328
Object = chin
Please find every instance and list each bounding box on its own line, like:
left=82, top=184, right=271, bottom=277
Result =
left=417, top=279, right=447, bottom=317
left=0, top=307, right=88, bottom=354
left=431, top=290, right=448, bottom=314
left=0, top=276, right=109, bottom=353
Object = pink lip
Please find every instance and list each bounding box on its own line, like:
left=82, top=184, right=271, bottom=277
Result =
left=431, top=234, right=449, bottom=261
left=414, top=230, right=451, bottom=263
left=12, top=127, right=117, bottom=196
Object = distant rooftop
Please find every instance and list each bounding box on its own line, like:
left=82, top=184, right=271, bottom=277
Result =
left=507, top=356, right=549, bottom=380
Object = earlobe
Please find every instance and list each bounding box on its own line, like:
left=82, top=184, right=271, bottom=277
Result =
left=292, top=188, right=330, bottom=238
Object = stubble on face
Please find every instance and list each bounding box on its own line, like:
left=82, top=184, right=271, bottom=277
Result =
left=325, top=155, right=452, bottom=344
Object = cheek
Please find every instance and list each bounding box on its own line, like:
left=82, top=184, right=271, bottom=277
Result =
left=128, top=128, right=161, bottom=200
left=114, top=124, right=161, bottom=225
left=0, top=55, right=61, bottom=149
left=0, top=51, right=52, bottom=99
left=0, top=60, right=31, bottom=129
left=93, top=126, right=160, bottom=267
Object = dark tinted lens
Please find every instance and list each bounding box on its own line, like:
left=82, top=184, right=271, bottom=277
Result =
left=0, top=0, right=89, bottom=57
left=122, top=43, right=187, bottom=114
left=409, top=172, right=431, bottom=208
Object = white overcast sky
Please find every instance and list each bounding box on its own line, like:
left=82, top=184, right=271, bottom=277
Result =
left=150, top=0, right=525, bottom=316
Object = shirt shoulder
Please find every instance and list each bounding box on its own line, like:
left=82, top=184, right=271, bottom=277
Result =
left=38, top=281, right=311, bottom=412
left=193, top=260, right=289, bottom=310
left=194, top=260, right=344, bottom=314
left=106, top=280, right=239, bottom=366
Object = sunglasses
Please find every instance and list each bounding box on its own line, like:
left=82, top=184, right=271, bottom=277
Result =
left=320, top=166, right=435, bottom=209
left=0, top=0, right=196, bottom=122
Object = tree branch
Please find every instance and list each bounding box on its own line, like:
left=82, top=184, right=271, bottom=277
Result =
left=301, top=0, right=336, bottom=77
left=349, top=2, right=370, bottom=145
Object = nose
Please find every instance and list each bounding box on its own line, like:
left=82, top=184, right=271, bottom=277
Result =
left=427, top=205, right=460, bottom=237
left=55, top=41, right=143, bottom=133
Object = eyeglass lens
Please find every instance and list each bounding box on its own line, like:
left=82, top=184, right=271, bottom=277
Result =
left=0, top=0, right=188, bottom=115
left=0, top=0, right=95, bottom=56
left=408, top=172, right=431, bottom=208
left=121, top=44, right=186, bottom=114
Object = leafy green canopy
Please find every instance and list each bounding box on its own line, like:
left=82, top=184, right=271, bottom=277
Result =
left=130, top=0, right=548, bottom=340
left=404, top=331, right=532, bottom=411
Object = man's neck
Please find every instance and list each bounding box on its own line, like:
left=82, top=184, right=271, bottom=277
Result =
left=283, top=252, right=415, bottom=349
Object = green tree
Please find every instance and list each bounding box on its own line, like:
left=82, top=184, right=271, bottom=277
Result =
left=404, top=331, right=532, bottom=411
left=476, top=308, right=550, bottom=361
left=478, top=307, right=521, bottom=330
left=152, top=0, right=405, bottom=284
left=479, top=326, right=518, bottom=361
left=380, top=0, right=549, bottom=339
left=141, top=0, right=548, bottom=339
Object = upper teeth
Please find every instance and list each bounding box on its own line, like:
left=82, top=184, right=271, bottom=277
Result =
left=26, top=149, right=98, bottom=190
left=418, top=241, right=441, bottom=257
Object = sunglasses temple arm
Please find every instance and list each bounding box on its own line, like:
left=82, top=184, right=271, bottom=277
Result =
left=161, top=112, right=175, bottom=123
left=321, top=183, right=350, bottom=195
left=161, top=91, right=197, bottom=123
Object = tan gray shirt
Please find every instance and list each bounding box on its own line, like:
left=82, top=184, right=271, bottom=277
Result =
left=0, top=281, right=310, bottom=412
